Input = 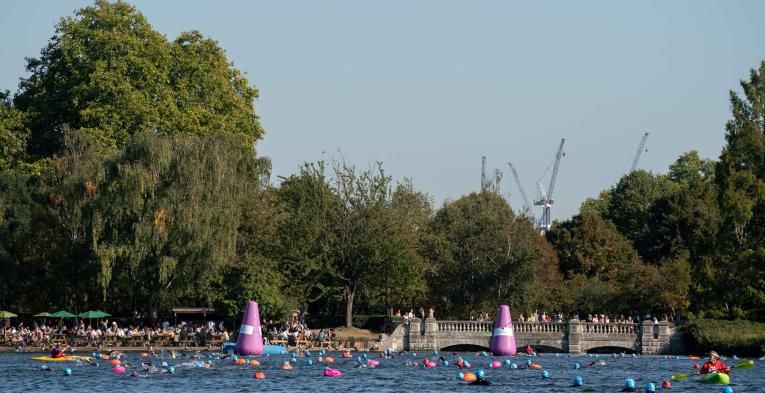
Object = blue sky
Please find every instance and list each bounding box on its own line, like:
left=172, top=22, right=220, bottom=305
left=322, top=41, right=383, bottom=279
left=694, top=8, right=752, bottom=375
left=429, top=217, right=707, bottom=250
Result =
left=2, top=1, right=763, bottom=220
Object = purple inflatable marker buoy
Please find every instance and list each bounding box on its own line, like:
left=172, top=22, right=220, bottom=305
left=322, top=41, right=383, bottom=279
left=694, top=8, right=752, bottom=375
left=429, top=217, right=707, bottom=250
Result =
left=235, top=301, right=264, bottom=355
left=490, top=305, right=516, bottom=355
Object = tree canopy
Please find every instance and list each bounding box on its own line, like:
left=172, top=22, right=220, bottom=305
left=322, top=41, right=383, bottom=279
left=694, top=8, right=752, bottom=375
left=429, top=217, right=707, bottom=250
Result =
left=1, top=0, right=765, bottom=326
left=14, top=0, right=263, bottom=158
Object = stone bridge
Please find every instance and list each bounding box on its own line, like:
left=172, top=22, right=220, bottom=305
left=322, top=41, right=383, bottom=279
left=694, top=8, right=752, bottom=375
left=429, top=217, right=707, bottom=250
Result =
left=381, top=318, right=681, bottom=354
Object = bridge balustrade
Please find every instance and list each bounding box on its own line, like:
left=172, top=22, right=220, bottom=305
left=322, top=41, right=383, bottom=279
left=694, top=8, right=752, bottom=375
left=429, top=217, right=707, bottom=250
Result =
left=581, top=322, right=639, bottom=335
left=513, top=321, right=567, bottom=333
left=437, top=321, right=492, bottom=333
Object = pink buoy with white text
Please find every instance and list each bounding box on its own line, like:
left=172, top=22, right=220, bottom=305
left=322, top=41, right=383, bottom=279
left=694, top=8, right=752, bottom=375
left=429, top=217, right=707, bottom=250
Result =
left=490, top=305, right=516, bottom=355
left=235, top=301, right=264, bottom=355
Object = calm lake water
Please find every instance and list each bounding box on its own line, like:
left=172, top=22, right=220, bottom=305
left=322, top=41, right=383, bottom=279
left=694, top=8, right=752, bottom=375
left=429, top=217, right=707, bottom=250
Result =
left=1, top=351, right=761, bottom=392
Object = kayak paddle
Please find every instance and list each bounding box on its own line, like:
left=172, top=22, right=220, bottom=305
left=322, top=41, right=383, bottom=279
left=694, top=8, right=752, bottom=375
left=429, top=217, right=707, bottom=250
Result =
left=671, top=373, right=690, bottom=381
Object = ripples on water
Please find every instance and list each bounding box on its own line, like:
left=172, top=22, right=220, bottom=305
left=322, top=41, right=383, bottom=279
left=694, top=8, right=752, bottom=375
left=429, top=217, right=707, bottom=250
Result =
left=1, top=352, right=761, bottom=392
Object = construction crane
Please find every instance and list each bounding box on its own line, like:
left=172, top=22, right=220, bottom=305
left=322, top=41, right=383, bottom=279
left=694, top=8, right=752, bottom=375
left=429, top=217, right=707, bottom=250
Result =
left=534, top=138, right=565, bottom=233
left=629, top=132, right=649, bottom=173
left=508, top=162, right=534, bottom=219
left=481, top=156, right=488, bottom=192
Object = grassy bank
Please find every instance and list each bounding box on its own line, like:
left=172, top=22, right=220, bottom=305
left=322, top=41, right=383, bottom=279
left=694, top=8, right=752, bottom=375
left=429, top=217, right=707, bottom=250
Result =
left=683, top=319, right=765, bottom=356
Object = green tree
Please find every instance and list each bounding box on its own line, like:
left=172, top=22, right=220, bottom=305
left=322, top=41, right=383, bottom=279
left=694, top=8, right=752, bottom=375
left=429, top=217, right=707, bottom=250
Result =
left=329, top=161, right=426, bottom=328
left=547, top=211, right=638, bottom=278
left=15, top=0, right=263, bottom=157
left=0, top=171, right=36, bottom=310
left=275, top=162, right=339, bottom=311
left=668, top=151, right=715, bottom=185
left=604, top=170, right=677, bottom=260
left=0, top=91, right=29, bottom=171
left=428, top=192, right=559, bottom=318
left=579, top=190, right=611, bottom=217
left=715, top=61, right=765, bottom=318
left=95, top=132, right=260, bottom=318
left=377, top=180, right=433, bottom=310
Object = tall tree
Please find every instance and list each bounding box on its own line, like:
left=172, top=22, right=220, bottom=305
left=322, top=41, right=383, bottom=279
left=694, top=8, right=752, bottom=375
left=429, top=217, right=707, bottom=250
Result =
left=15, top=0, right=263, bottom=157
left=428, top=192, right=558, bottom=318
left=0, top=91, right=29, bottom=171
left=715, top=61, right=765, bottom=318
left=604, top=170, right=677, bottom=260
left=95, top=132, right=259, bottom=318
left=547, top=211, right=638, bottom=278
left=275, top=162, right=339, bottom=311
left=329, top=161, right=426, bottom=327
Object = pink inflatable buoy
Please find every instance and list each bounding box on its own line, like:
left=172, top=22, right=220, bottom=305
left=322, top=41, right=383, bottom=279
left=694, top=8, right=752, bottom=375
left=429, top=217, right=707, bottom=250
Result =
left=490, top=305, right=517, bottom=355
left=323, top=367, right=342, bottom=377
left=490, top=361, right=502, bottom=368
left=367, top=360, right=380, bottom=368
left=236, top=301, right=264, bottom=356
left=113, top=365, right=126, bottom=373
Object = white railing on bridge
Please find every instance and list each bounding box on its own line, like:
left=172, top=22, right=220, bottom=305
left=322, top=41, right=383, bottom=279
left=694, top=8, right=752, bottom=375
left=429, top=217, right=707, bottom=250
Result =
left=513, top=321, right=567, bottom=333
left=437, top=321, right=493, bottom=333
left=582, top=322, right=639, bottom=335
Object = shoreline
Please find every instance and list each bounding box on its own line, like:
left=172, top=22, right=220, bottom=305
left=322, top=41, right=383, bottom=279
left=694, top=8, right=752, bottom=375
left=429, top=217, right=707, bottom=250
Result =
left=0, top=346, right=374, bottom=354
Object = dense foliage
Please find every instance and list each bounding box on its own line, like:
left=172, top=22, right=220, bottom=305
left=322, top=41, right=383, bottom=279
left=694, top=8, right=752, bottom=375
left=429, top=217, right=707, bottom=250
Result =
left=1, top=1, right=764, bottom=327
left=683, top=319, right=765, bottom=356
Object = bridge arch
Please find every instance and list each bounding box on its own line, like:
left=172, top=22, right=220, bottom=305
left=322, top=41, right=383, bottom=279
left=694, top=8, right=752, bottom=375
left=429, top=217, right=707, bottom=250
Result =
left=586, top=346, right=638, bottom=354
left=529, top=344, right=566, bottom=353
left=441, top=344, right=490, bottom=352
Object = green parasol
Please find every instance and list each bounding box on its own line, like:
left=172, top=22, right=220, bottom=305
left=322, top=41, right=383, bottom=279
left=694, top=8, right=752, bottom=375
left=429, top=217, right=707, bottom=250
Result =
left=33, top=312, right=51, bottom=317
left=50, top=310, right=76, bottom=318
left=0, top=310, right=18, bottom=318
left=77, top=310, right=111, bottom=319
left=78, top=310, right=111, bottom=326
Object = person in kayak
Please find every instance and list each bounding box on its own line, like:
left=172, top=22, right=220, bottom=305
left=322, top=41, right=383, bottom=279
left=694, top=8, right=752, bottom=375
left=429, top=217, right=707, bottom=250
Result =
left=50, top=345, right=65, bottom=358
left=697, top=351, right=729, bottom=375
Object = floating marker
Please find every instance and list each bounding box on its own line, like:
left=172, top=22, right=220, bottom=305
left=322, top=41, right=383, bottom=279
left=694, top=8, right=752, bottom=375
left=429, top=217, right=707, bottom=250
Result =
left=490, top=305, right=517, bottom=355
left=235, top=301, right=264, bottom=356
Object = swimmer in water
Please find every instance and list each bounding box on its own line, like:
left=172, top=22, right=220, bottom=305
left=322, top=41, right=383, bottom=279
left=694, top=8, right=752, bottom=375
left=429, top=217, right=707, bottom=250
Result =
left=470, top=370, right=491, bottom=385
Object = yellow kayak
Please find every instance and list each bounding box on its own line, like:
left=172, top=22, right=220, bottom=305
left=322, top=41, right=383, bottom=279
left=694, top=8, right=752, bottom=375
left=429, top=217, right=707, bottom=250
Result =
left=31, top=355, right=93, bottom=362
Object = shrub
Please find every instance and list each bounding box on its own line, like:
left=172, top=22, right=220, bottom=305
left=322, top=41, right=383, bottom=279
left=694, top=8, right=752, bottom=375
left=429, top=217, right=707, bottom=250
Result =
left=682, top=319, right=765, bottom=356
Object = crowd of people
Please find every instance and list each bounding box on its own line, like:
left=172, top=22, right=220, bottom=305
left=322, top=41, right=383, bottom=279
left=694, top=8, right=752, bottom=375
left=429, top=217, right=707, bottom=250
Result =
left=1, top=319, right=230, bottom=348
left=262, top=319, right=314, bottom=345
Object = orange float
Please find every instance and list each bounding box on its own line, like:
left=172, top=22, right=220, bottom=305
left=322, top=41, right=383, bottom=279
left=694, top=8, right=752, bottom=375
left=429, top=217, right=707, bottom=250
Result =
left=281, top=362, right=293, bottom=370
left=249, top=359, right=260, bottom=366
left=325, top=356, right=335, bottom=363
left=254, top=371, right=266, bottom=379
left=342, top=352, right=352, bottom=358
left=529, top=363, right=542, bottom=369
left=100, top=354, right=110, bottom=360
left=235, top=358, right=246, bottom=365
left=463, top=372, right=477, bottom=381
left=109, top=359, right=121, bottom=366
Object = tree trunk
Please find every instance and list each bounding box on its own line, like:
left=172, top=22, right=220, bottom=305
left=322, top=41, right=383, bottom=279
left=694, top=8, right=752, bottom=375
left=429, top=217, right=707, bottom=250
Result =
left=344, top=286, right=355, bottom=328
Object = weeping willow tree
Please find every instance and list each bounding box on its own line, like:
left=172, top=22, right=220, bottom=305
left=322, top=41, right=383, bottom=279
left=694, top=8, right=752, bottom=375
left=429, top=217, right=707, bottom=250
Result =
left=94, top=132, right=268, bottom=318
